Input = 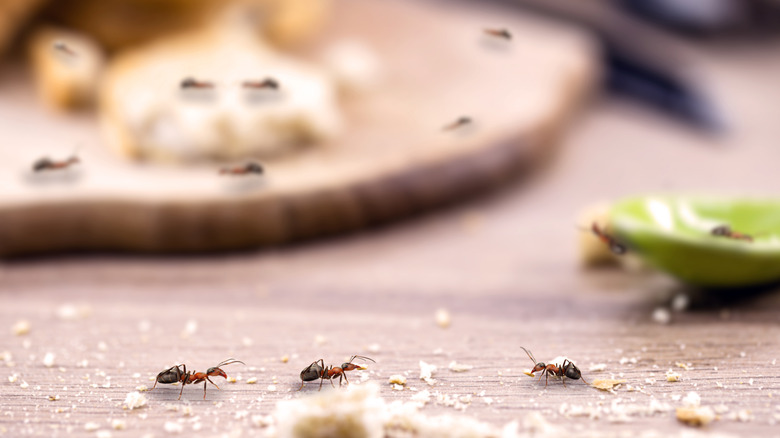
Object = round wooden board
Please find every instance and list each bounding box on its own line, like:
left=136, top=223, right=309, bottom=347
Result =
left=0, top=0, right=597, bottom=257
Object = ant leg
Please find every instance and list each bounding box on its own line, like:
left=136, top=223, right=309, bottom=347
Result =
left=203, top=381, right=207, bottom=400
left=298, top=381, right=305, bottom=391
left=178, top=382, right=185, bottom=400
left=562, top=377, right=566, bottom=388
left=329, top=376, right=336, bottom=389
left=544, top=371, right=549, bottom=387
left=318, top=376, right=325, bottom=391
left=343, top=373, right=350, bottom=386
left=206, top=376, right=221, bottom=390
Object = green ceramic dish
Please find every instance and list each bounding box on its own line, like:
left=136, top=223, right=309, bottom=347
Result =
left=609, top=196, right=780, bottom=288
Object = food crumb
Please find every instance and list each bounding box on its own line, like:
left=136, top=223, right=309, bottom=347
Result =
left=48, top=395, right=60, bottom=401
left=164, top=421, right=183, bottom=434
left=43, top=352, right=56, bottom=368
left=588, top=363, right=607, bottom=372
left=96, top=430, right=112, bottom=438
left=180, top=320, right=197, bottom=339
left=247, top=377, right=258, bottom=384
left=675, top=362, right=692, bottom=371
left=111, top=419, right=126, bottom=430
left=419, top=361, right=437, bottom=385
left=522, top=369, right=535, bottom=377
left=281, top=355, right=289, bottom=363
left=388, top=375, right=407, bottom=386
left=652, top=308, right=671, bottom=324
left=267, top=384, right=277, bottom=391
left=314, top=334, right=327, bottom=346
left=666, top=369, right=681, bottom=382
left=123, top=391, right=148, bottom=410
left=136, top=385, right=148, bottom=392
left=676, top=406, right=715, bottom=427
left=367, top=344, right=381, bottom=354
left=85, top=422, right=100, bottom=432
left=435, top=309, right=451, bottom=328
left=11, top=320, right=31, bottom=336
left=592, top=379, right=626, bottom=391
left=251, top=415, right=274, bottom=428
left=448, top=361, right=473, bottom=372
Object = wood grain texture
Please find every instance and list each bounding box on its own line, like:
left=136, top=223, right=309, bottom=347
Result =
left=0, top=0, right=597, bottom=257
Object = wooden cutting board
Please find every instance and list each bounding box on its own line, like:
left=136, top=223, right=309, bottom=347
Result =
left=0, top=0, right=597, bottom=257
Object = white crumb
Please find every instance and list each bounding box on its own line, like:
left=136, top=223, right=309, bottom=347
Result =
left=84, top=422, right=100, bottom=432
left=419, top=361, right=437, bottom=385
left=111, top=419, right=126, bottom=430
left=56, top=303, right=92, bottom=320
left=251, top=415, right=274, bottom=428
left=43, top=352, right=56, bottom=368
left=180, top=319, right=198, bottom=339
left=367, top=344, right=381, bottom=354
left=96, top=431, right=112, bottom=438
left=666, top=369, right=681, bottom=382
left=410, top=389, right=431, bottom=405
left=123, top=391, right=148, bottom=410
left=11, top=320, right=31, bottom=336
left=652, top=308, right=671, bottom=324
left=8, top=374, right=18, bottom=383
left=671, top=294, right=690, bottom=311
left=448, top=361, right=473, bottom=372
left=589, top=363, right=607, bottom=372
left=267, top=384, right=277, bottom=391
left=682, top=391, right=701, bottom=407
left=314, top=334, right=328, bottom=346
left=388, top=375, right=407, bottom=386
left=247, top=377, right=258, bottom=384
left=164, top=421, right=183, bottom=434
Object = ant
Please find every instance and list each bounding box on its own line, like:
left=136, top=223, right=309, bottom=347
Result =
left=52, top=40, right=77, bottom=57
left=711, top=225, right=753, bottom=242
left=521, top=347, right=586, bottom=387
left=151, top=358, right=244, bottom=400
left=443, top=116, right=472, bottom=131
left=219, top=162, right=264, bottom=176
left=32, top=150, right=81, bottom=172
left=181, top=77, right=215, bottom=89
left=298, top=355, right=375, bottom=391
left=242, top=78, right=279, bottom=90
left=580, top=222, right=626, bottom=255
left=484, top=28, right=512, bottom=40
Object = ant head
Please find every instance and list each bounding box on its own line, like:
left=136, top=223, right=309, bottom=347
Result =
left=712, top=225, right=731, bottom=236
left=263, top=78, right=279, bottom=89
left=246, top=162, right=264, bottom=174
left=563, top=361, right=581, bottom=380
left=340, top=362, right=366, bottom=371
left=206, top=367, right=227, bottom=378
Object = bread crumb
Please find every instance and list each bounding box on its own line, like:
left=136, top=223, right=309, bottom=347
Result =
left=448, top=361, right=473, bottom=372
left=96, top=430, right=112, bottom=438
left=43, top=352, right=56, bottom=368
left=592, top=379, right=626, bottom=391
left=12, top=320, right=31, bottom=336
left=419, top=361, right=437, bottom=385
left=281, top=355, right=289, bottom=363
left=666, top=369, right=681, bottom=382
left=588, top=363, right=607, bottom=372
left=56, top=303, right=92, bottom=320
left=164, top=421, right=183, bottom=434
left=48, top=395, right=60, bottom=401
left=251, top=415, right=274, bottom=428
left=388, top=375, right=407, bottom=386
left=675, top=362, right=692, bottom=371
left=180, top=320, right=197, bottom=339
left=522, top=369, right=535, bottom=377
left=267, top=384, right=277, bottom=391
left=111, top=419, right=126, bottom=430
left=314, top=334, right=327, bottom=346
left=135, top=385, right=148, bottom=391
left=367, top=344, right=381, bottom=354
left=247, top=377, right=258, bottom=384
left=682, top=391, right=701, bottom=407
left=8, top=374, right=18, bottom=383
left=676, top=406, right=715, bottom=426
left=435, top=309, right=451, bottom=328
left=123, top=391, right=148, bottom=410
left=652, top=308, right=671, bottom=325
left=20, top=381, right=29, bottom=389
left=84, top=422, right=100, bottom=432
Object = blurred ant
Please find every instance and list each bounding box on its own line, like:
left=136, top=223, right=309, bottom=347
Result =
left=299, top=355, right=375, bottom=391
left=32, top=149, right=81, bottom=172
left=579, top=222, right=626, bottom=255
left=52, top=40, right=77, bottom=57
left=711, top=225, right=753, bottom=242
left=443, top=116, right=472, bottom=131
left=151, top=358, right=244, bottom=400
left=484, top=28, right=512, bottom=40
left=181, top=77, right=215, bottom=89
left=521, top=347, right=586, bottom=387
left=219, top=162, right=264, bottom=176
left=242, top=78, right=279, bottom=90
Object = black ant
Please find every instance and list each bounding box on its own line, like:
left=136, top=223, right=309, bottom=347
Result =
left=298, top=355, right=375, bottom=391
left=443, top=116, right=472, bottom=131
left=242, top=78, right=279, bottom=90
left=32, top=150, right=81, bottom=172
left=521, top=347, right=586, bottom=387
left=181, top=77, right=215, bottom=89
left=711, top=225, right=753, bottom=242
left=219, top=162, right=264, bottom=176
left=52, top=41, right=77, bottom=57
left=151, top=358, right=244, bottom=400
left=484, top=28, right=512, bottom=40
left=580, top=222, right=626, bottom=255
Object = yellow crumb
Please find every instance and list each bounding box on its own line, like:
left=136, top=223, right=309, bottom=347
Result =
left=591, top=379, right=626, bottom=391
left=676, top=406, right=715, bottom=426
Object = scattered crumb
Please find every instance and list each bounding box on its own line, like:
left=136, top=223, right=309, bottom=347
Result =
left=281, top=355, right=289, bottom=363
left=164, top=421, right=183, bottom=434
left=56, top=303, right=92, bottom=320
left=448, top=361, right=473, bottom=372
left=588, top=363, right=607, bottom=372
left=267, top=384, right=277, bottom=391
left=676, top=406, right=715, bottom=427
left=732, top=409, right=753, bottom=422
left=97, top=431, right=112, bottom=438
left=85, top=422, right=100, bottom=432
left=671, top=294, right=690, bottom=311
left=11, top=320, right=31, bottom=336
left=388, top=375, right=407, bottom=386
left=645, top=378, right=656, bottom=385
left=682, top=391, right=701, bottom=407
left=652, top=308, right=671, bottom=324
left=314, top=334, right=327, bottom=346
left=8, top=374, right=18, bottom=383
left=435, top=309, right=451, bottom=328
left=247, top=377, right=258, bottom=384
left=367, top=344, right=381, bottom=354
left=123, top=391, right=148, bottom=410
left=43, top=352, right=56, bottom=368
left=592, top=379, right=626, bottom=391
left=180, top=319, right=197, bottom=339
left=182, top=406, right=193, bottom=416
left=410, top=389, right=431, bottom=405
left=522, top=369, right=535, bottom=377
left=619, top=357, right=637, bottom=365
left=111, top=419, right=126, bottom=430
left=48, top=395, right=60, bottom=401
left=136, top=385, right=148, bottom=392
left=228, top=376, right=238, bottom=383
left=251, top=415, right=274, bottom=428
left=20, top=381, right=29, bottom=389
left=666, top=369, right=681, bottom=382
left=676, top=362, right=692, bottom=371
left=419, top=361, right=437, bottom=386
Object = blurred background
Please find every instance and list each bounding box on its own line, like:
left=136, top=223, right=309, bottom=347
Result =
left=2, top=0, right=780, bottom=436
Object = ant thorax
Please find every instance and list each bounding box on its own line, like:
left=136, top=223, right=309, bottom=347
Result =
left=549, top=356, right=573, bottom=372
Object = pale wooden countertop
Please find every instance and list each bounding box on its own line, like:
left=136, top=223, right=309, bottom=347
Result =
left=3, top=16, right=780, bottom=438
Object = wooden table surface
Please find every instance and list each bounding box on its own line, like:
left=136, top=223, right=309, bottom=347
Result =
left=3, top=16, right=780, bottom=438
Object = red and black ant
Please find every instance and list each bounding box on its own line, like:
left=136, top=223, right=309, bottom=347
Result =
left=443, top=116, right=472, bottom=131
left=52, top=40, right=77, bottom=57
left=298, top=355, right=375, bottom=391
left=580, top=222, right=626, bottom=255
left=219, top=162, right=264, bottom=176
left=181, top=77, right=215, bottom=89
left=242, top=78, right=279, bottom=90
left=521, top=347, right=587, bottom=387
left=32, top=150, right=81, bottom=172
left=711, top=225, right=753, bottom=242
left=151, top=358, right=245, bottom=400
left=484, top=28, right=512, bottom=40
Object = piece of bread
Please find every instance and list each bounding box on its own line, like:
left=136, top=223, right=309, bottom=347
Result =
left=28, top=26, right=105, bottom=110
left=99, top=21, right=342, bottom=162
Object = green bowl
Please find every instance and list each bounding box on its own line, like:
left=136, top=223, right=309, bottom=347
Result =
left=609, top=196, right=780, bottom=288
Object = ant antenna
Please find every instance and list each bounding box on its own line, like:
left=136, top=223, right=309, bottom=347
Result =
left=216, top=358, right=245, bottom=367
left=520, top=346, right=537, bottom=364
left=347, top=355, right=375, bottom=364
